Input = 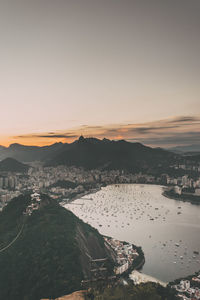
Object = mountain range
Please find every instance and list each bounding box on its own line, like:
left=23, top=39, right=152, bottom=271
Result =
left=0, top=137, right=177, bottom=173
left=46, top=136, right=177, bottom=173
left=0, top=142, right=65, bottom=162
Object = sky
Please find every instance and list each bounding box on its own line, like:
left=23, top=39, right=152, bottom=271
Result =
left=0, top=0, right=199, bottom=147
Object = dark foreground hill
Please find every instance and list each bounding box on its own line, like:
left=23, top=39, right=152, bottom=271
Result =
left=0, top=194, right=114, bottom=300
left=47, top=136, right=176, bottom=172
left=42, top=282, right=177, bottom=300
left=0, top=157, right=29, bottom=172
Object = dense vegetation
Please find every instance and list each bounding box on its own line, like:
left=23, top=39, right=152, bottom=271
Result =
left=0, top=194, right=112, bottom=300
left=51, top=180, right=98, bottom=191
left=85, top=282, right=176, bottom=300
left=51, top=179, right=78, bottom=189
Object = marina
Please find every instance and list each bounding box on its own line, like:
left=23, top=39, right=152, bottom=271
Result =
left=64, top=184, right=200, bottom=282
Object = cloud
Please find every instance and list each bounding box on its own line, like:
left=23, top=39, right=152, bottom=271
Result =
left=128, top=125, right=180, bottom=135
left=136, top=132, right=200, bottom=146
left=11, top=114, right=200, bottom=148
left=36, top=134, right=78, bottom=139
left=16, top=133, right=79, bottom=139
left=169, top=116, right=200, bottom=123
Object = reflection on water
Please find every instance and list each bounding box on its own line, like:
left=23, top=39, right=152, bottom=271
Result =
left=64, top=184, right=200, bottom=282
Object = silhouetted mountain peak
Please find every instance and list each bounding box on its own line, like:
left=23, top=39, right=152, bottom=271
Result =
left=78, top=135, right=85, bottom=142
left=9, top=143, right=23, bottom=149
left=47, top=136, right=176, bottom=171
left=77, top=136, right=102, bottom=145
left=102, top=138, right=111, bottom=143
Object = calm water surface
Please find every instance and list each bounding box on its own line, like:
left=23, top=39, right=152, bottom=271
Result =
left=64, top=184, right=200, bottom=282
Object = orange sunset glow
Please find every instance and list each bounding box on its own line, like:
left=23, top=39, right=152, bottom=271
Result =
left=0, top=0, right=199, bottom=149
left=1, top=115, right=199, bottom=148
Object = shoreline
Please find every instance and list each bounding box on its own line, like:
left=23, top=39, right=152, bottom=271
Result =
left=163, top=190, right=200, bottom=205
left=104, top=236, right=145, bottom=273
left=64, top=186, right=147, bottom=283
left=63, top=186, right=146, bottom=282
left=63, top=183, right=199, bottom=286
left=66, top=182, right=162, bottom=204
left=69, top=183, right=200, bottom=207
left=129, top=270, right=167, bottom=287
left=61, top=186, right=102, bottom=204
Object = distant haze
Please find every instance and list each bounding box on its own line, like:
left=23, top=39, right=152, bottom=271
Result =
left=0, top=0, right=199, bottom=147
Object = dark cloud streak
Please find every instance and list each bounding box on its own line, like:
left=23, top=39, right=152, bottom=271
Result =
left=13, top=115, right=200, bottom=148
